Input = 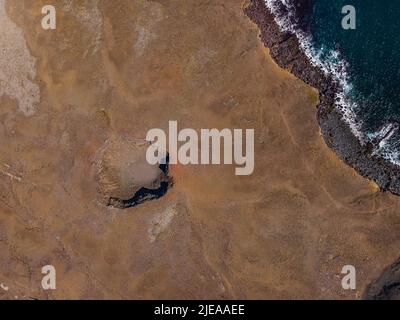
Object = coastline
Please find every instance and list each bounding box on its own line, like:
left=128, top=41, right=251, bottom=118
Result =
left=244, top=0, right=400, bottom=195
left=4, top=0, right=400, bottom=299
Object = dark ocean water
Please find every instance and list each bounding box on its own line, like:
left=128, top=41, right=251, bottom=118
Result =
left=266, top=0, right=400, bottom=163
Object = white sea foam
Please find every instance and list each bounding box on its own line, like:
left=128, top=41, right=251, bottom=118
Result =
left=369, top=123, right=400, bottom=165
left=264, top=0, right=400, bottom=165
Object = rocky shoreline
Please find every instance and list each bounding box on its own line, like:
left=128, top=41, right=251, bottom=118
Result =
left=244, top=0, right=400, bottom=195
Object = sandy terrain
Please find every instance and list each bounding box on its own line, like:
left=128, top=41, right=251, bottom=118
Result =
left=0, top=0, right=400, bottom=299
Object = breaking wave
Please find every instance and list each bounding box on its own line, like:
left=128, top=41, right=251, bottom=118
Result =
left=264, top=0, right=400, bottom=165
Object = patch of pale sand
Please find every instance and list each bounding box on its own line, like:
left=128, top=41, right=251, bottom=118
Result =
left=134, top=26, right=156, bottom=57
left=62, top=0, right=103, bottom=55
left=148, top=206, right=178, bottom=243
left=134, top=2, right=164, bottom=57
left=0, top=0, right=39, bottom=116
left=187, top=47, right=218, bottom=69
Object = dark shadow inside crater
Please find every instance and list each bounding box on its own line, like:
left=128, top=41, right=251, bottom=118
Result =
left=108, top=155, right=173, bottom=209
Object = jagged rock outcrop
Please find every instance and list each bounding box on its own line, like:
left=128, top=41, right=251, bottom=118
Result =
left=363, top=258, right=400, bottom=300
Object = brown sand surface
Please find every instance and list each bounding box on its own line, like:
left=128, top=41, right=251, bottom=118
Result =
left=0, top=0, right=400, bottom=299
